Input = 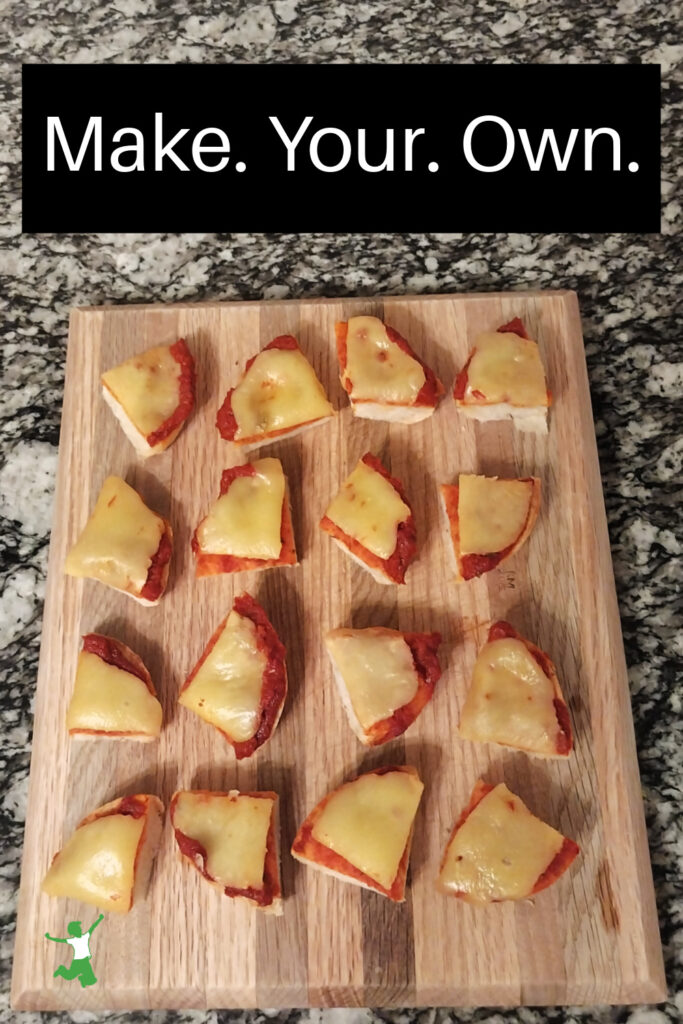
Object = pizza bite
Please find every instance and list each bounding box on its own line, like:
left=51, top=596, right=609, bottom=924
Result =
left=102, top=338, right=195, bottom=457
left=170, top=789, right=282, bottom=914
left=64, top=476, right=173, bottom=604
left=437, top=780, right=579, bottom=905
left=178, top=592, right=287, bottom=759
left=336, top=315, right=444, bottom=422
left=66, top=634, right=162, bottom=741
left=459, top=621, right=572, bottom=758
left=325, top=626, right=442, bottom=745
left=291, top=765, right=423, bottom=901
left=320, top=452, right=417, bottom=585
left=440, top=473, right=541, bottom=582
left=216, top=335, right=334, bottom=447
left=453, top=318, right=551, bottom=432
left=192, top=458, right=297, bottom=577
left=41, top=794, right=164, bottom=914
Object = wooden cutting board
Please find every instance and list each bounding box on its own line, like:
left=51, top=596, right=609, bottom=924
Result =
left=12, top=291, right=666, bottom=1011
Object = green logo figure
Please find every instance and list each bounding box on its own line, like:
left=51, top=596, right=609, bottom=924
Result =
left=45, top=914, right=103, bottom=988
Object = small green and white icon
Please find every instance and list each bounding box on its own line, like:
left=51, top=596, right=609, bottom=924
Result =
left=45, top=913, right=103, bottom=988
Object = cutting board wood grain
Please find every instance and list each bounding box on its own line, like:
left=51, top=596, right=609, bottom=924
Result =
left=12, top=291, right=665, bottom=1011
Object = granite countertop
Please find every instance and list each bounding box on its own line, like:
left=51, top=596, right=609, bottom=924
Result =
left=1, top=2, right=680, bottom=1023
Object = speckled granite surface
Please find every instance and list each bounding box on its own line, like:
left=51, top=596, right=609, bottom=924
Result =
left=1, top=2, right=681, bottom=1022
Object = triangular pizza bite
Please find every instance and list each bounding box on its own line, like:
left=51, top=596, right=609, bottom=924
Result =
left=170, top=790, right=282, bottom=914
left=336, top=315, right=444, bottom=422
left=216, top=335, right=334, bottom=447
left=437, top=780, right=579, bottom=905
left=291, top=765, right=423, bottom=901
left=192, top=458, right=297, bottom=577
left=320, top=452, right=417, bottom=585
left=102, top=338, right=195, bottom=457
left=440, top=473, right=540, bottom=581
left=178, top=592, right=287, bottom=759
left=66, top=633, right=163, bottom=741
left=64, top=476, right=173, bottom=605
left=453, top=318, right=551, bottom=432
left=42, top=794, right=164, bottom=914
left=459, top=621, right=572, bottom=758
left=325, top=626, right=442, bottom=745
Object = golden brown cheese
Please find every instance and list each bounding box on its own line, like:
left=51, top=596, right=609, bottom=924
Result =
left=178, top=609, right=266, bottom=743
left=172, top=791, right=274, bottom=890
left=67, top=651, right=162, bottom=738
left=311, top=769, right=423, bottom=890
left=231, top=348, right=333, bottom=439
left=195, top=458, right=285, bottom=559
left=102, top=345, right=181, bottom=437
left=438, top=783, right=564, bottom=904
left=324, top=458, right=410, bottom=560
left=325, top=627, right=419, bottom=729
left=458, top=475, right=533, bottom=555
left=459, top=638, right=560, bottom=755
left=344, top=315, right=426, bottom=403
left=41, top=814, right=145, bottom=913
left=64, top=476, right=165, bottom=595
left=465, top=331, right=548, bottom=407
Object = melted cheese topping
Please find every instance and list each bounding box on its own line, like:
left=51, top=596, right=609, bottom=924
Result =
left=465, top=332, right=548, bottom=407
left=179, top=610, right=266, bottom=742
left=343, top=316, right=425, bottom=403
left=312, top=770, right=423, bottom=889
left=173, top=791, right=273, bottom=890
left=67, top=651, right=162, bottom=736
left=42, top=813, right=144, bottom=913
left=64, top=476, right=164, bottom=594
left=459, top=638, right=559, bottom=755
left=439, top=783, right=564, bottom=904
left=231, top=347, right=333, bottom=439
left=325, top=627, right=419, bottom=730
left=195, top=458, right=285, bottom=559
left=102, top=345, right=181, bottom=437
left=325, top=459, right=410, bottom=560
left=458, top=475, right=532, bottom=555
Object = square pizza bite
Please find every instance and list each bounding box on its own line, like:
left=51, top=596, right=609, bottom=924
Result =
left=325, top=626, right=442, bottom=746
left=459, top=621, right=573, bottom=758
left=67, top=634, right=162, bottom=741
left=170, top=790, right=282, bottom=914
left=320, top=452, right=417, bottom=585
left=41, top=794, right=164, bottom=914
left=453, top=318, right=551, bottom=432
left=178, top=592, right=287, bottom=759
left=64, top=475, right=173, bottom=605
left=336, top=315, right=444, bottom=422
left=192, top=458, right=297, bottom=577
left=216, top=335, right=334, bottom=447
left=291, top=765, right=423, bottom=901
left=437, top=780, right=579, bottom=905
left=440, top=473, right=541, bottom=581
left=102, top=338, right=195, bottom=457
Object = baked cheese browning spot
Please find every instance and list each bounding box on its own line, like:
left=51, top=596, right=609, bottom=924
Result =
left=67, top=644, right=162, bottom=739
left=325, top=627, right=442, bottom=745
left=64, top=476, right=172, bottom=602
left=179, top=592, right=287, bottom=759
left=292, top=766, right=423, bottom=900
left=41, top=794, right=163, bottom=914
left=453, top=319, right=549, bottom=408
left=216, top=335, right=333, bottom=444
left=102, top=338, right=195, bottom=452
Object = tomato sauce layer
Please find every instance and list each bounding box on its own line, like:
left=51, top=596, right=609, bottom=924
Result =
left=146, top=338, right=196, bottom=447
left=81, top=634, right=150, bottom=687
left=139, top=529, right=172, bottom=602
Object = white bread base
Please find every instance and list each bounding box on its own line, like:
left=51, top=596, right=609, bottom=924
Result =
left=235, top=413, right=335, bottom=452
left=349, top=400, right=435, bottom=424
left=132, top=796, right=165, bottom=911
left=329, top=536, right=398, bottom=586
left=326, top=657, right=372, bottom=745
left=455, top=402, right=548, bottom=434
left=102, top=384, right=182, bottom=457
left=70, top=731, right=158, bottom=742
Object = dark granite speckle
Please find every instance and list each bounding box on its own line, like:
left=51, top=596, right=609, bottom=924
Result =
left=1, top=1, right=681, bottom=1023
